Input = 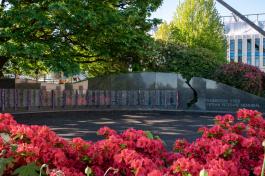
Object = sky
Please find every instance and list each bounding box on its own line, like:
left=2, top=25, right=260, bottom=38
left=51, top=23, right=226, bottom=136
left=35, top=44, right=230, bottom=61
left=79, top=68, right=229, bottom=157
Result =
left=151, top=0, right=265, bottom=23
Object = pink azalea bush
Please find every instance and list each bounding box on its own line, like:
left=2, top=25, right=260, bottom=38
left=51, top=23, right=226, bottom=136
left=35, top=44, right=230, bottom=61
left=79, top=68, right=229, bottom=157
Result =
left=0, top=109, right=265, bottom=176
left=213, top=62, right=265, bottom=96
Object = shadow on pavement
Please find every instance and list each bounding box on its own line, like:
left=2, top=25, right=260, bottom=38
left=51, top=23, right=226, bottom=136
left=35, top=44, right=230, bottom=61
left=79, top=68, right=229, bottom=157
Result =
left=13, top=111, right=223, bottom=149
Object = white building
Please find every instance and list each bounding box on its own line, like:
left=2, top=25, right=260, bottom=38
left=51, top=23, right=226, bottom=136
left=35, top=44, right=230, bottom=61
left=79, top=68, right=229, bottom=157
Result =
left=225, top=16, right=265, bottom=71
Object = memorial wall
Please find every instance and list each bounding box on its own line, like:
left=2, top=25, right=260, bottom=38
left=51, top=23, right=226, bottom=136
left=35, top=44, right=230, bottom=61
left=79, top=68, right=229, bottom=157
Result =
left=1, top=72, right=265, bottom=112
left=87, top=72, right=265, bottom=112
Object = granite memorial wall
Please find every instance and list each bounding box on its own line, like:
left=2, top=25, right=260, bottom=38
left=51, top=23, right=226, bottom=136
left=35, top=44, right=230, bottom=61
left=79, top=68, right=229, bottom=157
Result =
left=1, top=72, right=265, bottom=112
left=87, top=72, right=265, bottom=112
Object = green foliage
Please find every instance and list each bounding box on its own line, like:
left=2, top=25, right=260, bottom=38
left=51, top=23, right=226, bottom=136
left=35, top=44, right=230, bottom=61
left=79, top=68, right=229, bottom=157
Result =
left=0, top=0, right=162, bottom=77
left=12, top=163, right=40, bottom=176
left=0, top=157, right=13, bottom=176
left=155, top=0, right=226, bottom=61
left=154, top=22, right=170, bottom=41
left=154, top=41, right=224, bottom=82
left=80, top=60, right=127, bottom=78
left=4, top=59, right=48, bottom=79
left=145, top=131, right=154, bottom=139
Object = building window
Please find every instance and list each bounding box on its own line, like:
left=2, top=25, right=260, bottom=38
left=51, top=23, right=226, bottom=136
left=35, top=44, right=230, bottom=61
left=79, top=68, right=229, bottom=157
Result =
left=238, top=39, right=242, bottom=63
left=263, top=38, right=265, bottom=66
left=230, top=39, right=235, bottom=62
left=255, top=38, right=260, bottom=67
left=247, top=39, right=252, bottom=65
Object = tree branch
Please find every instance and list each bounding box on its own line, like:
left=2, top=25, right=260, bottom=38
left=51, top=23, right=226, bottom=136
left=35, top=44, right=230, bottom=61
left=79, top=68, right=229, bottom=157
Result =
left=76, top=58, right=107, bottom=64
left=73, top=54, right=99, bottom=58
left=64, top=35, right=90, bottom=51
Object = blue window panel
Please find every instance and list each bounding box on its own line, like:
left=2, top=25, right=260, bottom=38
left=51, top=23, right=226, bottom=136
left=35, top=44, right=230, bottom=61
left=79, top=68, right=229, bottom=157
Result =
left=247, top=58, right=251, bottom=65
left=255, top=38, right=260, bottom=57
left=238, top=39, right=243, bottom=62
left=247, top=39, right=252, bottom=50
left=230, top=39, right=235, bottom=62
left=238, top=56, right=242, bottom=63
left=247, top=39, right=252, bottom=65
left=255, top=57, right=260, bottom=67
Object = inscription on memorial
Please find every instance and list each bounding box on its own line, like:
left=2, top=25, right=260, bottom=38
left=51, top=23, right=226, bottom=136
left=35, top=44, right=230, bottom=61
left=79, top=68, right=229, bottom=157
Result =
left=206, top=98, right=260, bottom=108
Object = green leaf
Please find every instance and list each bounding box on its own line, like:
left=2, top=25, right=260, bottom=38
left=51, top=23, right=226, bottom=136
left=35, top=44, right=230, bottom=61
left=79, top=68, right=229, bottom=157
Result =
left=154, top=135, right=161, bottom=140
left=145, top=131, right=154, bottom=139
left=11, top=144, right=18, bottom=152
left=120, top=143, right=127, bottom=149
left=85, top=166, right=93, bottom=176
left=0, top=157, right=13, bottom=176
left=82, top=156, right=91, bottom=163
left=12, top=163, right=40, bottom=176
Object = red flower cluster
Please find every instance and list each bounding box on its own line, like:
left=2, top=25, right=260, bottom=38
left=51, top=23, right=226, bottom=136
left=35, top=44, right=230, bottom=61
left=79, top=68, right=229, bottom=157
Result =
left=172, top=109, right=265, bottom=176
left=0, top=108, right=265, bottom=176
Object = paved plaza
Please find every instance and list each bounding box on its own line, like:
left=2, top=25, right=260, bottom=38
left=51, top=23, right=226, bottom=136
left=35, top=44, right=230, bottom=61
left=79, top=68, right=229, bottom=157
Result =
left=13, top=111, right=223, bottom=149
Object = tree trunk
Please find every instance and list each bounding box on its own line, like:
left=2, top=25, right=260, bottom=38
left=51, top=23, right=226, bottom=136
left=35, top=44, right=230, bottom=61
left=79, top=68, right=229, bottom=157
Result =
left=0, top=56, right=9, bottom=78
left=185, top=80, right=198, bottom=108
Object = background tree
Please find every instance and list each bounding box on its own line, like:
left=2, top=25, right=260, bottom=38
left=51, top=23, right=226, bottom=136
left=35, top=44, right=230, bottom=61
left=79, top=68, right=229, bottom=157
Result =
left=154, top=22, right=170, bottom=41
left=0, top=0, right=162, bottom=77
left=4, top=59, right=48, bottom=79
left=156, top=42, right=223, bottom=81
left=156, top=0, right=227, bottom=61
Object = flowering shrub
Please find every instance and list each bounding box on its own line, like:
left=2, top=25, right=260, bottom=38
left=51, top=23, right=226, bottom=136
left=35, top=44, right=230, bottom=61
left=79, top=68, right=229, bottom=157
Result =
left=0, top=109, right=265, bottom=176
left=213, top=62, right=265, bottom=96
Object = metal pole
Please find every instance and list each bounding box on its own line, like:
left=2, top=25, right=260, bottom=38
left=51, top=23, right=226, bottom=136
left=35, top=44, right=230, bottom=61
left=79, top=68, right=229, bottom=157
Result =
left=216, top=0, right=265, bottom=36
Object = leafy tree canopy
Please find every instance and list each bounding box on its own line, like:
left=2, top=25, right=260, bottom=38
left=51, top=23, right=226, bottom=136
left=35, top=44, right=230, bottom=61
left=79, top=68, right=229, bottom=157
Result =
left=0, top=0, right=162, bottom=77
left=154, top=22, right=170, bottom=41
left=155, top=0, right=226, bottom=61
left=154, top=41, right=224, bottom=81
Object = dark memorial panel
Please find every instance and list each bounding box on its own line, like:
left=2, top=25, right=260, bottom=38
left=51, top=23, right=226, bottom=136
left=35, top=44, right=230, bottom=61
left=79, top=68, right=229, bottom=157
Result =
left=155, top=73, right=178, bottom=89
left=87, top=77, right=111, bottom=90
left=111, top=72, right=156, bottom=90
left=205, top=79, right=265, bottom=112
